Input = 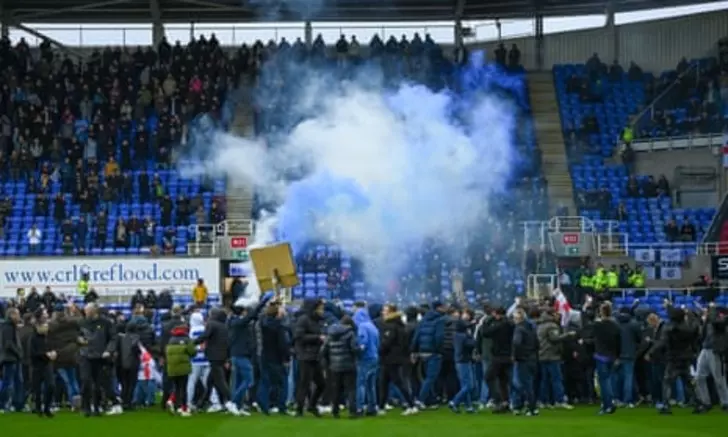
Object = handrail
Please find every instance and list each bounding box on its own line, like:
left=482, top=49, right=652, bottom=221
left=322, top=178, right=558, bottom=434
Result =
left=631, top=132, right=723, bottom=152
left=608, top=286, right=727, bottom=301
left=629, top=61, right=701, bottom=133
left=702, top=190, right=728, bottom=244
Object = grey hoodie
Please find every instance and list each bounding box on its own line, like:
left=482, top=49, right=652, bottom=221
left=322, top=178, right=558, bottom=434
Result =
left=536, top=314, right=570, bottom=362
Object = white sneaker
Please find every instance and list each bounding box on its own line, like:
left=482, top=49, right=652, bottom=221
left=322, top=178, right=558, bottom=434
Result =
left=402, top=407, right=419, bottom=416
left=225, top=401, right=242, bottom=416
left=179, top=408, right=191, bottom=417
left=377, top=409, right=387, bottom=416
left=239, top=408, right=251, bottom=417
left=627, top=403, right=635, bottom=409
left=166, top=400, right=175, bottom=413
left=106, top=405, right=123, bottom=415
left=384, top=403, right=394, bottom=411
left=558, top=403, right=574, bottom=410
left=206, top=404, right=224, bottom=413
left=270, top=407, right=279, bottom=414
left=318, top=405, right=332, bottom=414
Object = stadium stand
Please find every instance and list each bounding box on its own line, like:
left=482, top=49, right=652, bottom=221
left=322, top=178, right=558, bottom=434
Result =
left=554, top=47, right=725, bottom=251
left=0, top=36, right=230, bottom=256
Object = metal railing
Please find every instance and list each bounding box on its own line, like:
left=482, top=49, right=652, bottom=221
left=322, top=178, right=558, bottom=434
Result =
left=631, top=133, right=723, bottom=152
left=548, top=216, right=596, bottom=233
left=527, top=273, right=557, bottom=299
left=8, top=20, right=534, bottom=48
left=608, top=286, right=727, bottom=301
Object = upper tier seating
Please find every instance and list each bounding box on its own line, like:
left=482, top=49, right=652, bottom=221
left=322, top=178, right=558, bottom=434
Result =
left=0, top=36, right=231, bottom=256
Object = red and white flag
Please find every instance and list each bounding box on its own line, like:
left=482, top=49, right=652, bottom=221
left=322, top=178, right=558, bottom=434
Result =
left=552, top=288, right=572, bottom=327
left=138, top=345, right=161, bottom=384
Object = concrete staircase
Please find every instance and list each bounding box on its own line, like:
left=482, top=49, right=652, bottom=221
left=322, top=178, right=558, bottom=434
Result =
left=224, top=75, right=256, bottom=235
left=528, top=72, right=576, bottom=216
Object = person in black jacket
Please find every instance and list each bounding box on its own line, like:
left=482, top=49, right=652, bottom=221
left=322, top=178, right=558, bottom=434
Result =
left=194, top=307, right=238, bottom=415
left=438, top=307, right=460, bottom=403
left=511, top=308, right=538, bottom=416
left=293, top=298, right=326, bottom=417
left=404, top=306, right=420, bottom=399
left=78, top=303, right=116, bottom=417
left=592, top=302, right=621, bottom=415
left=258, top=301, right=290, bottom=415
left=116, top=323, right=141, bottom=409
left=229, top=292, right=273, bottom=412
left=646, top=307, right=699, bottom=415
left=695, top=303, right=728, bottom=412
left=478, top=306, right=514, bottom=413
left=377, top=304, right=417, bottom=414
left=615, top=307, right=642, bottom=407
left=321, top=315, right=358, bottom=418
left=0, top=307, right=24, bottom=413
left=643, top=312, right=666, bottom=407
left=29, top=309, right=57, bottom=418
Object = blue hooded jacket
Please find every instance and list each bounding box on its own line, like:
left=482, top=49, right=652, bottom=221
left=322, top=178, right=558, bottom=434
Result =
left=353, top=308, right=380, bottom=363
left=411, top=310, right=445, bottom=354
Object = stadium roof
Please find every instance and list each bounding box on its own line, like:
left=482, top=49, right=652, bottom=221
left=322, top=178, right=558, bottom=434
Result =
left=3, top=0, right=712, bottom=23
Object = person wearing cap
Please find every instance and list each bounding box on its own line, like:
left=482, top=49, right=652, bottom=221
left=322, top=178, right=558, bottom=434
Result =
left=411, top=300, right=447, bottom=408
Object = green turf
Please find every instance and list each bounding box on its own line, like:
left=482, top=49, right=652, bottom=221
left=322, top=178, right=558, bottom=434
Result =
left=0, top=407, right=724, bottom=437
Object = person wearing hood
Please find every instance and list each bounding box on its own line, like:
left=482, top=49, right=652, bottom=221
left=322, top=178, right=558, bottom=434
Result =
left=353, top=303, right=380, bottom=415
left=592, top=302, right=621, bottom=415
left=411, top=301, right=447, bottom=408
left=695, top=302, right=728, bottom=413
left=449, top=317, right=476, bottom=414
left=193, top=307, right=239, bottom=415
left=614, top=306, right=642, bottom=408
left=187, top=309, right=220, bottom=412
left=165, top=324, right=197, bottom=417
left=229, top=291, right=274, bottom=414
left=258, top=301, right=290, bottom=415
left=536, top=310, right=575, bottom=409
left=321, top=315, right=359, bottom=418
left=158, top=305, right=186, bottom=409
left=293, top=298, right=326, bottom=417
left=404, top=306, right=420, bottom=398
left=29, top=309, right=57, bottom=418
left=646, top=307, right=699, bottom=415
left=377, top=304, right=417, bottom=415
left=512, top=308, right=539, bottom=416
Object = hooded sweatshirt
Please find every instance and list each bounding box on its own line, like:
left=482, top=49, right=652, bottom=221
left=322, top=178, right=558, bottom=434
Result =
left=189, top=312, right=208, bottom=366
left=354, top=308, right=380, bottom=363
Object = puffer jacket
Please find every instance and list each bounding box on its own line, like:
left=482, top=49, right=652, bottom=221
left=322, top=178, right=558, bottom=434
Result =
left=47, top=316, right=81, bottom=368
left=441, top=315, right=457, bottom=359
left=127, top=315, right=156, bottom=354
left=379, top=312, right=407, bottom=365
left=166, top=327, right=196, bottom=377
left=536, top=313, right=570, bottom=362
left=513, top=321, right=538, bottom=362
left=293, top=299, right=324, bottom=361
left=322, top=323, right=358, bottom=372
left=411, top=311, right=445, bottom=354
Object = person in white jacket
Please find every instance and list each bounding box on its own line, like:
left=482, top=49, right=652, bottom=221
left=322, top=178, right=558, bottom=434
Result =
left=188, top=310, right=221, bottom=412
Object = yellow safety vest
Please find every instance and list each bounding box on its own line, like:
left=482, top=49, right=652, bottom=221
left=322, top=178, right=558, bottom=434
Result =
left=77, top=280, right=89, bottom=295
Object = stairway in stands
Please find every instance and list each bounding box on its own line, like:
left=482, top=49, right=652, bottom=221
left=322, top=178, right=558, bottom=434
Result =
left=224, top=75, right=256, bottom=236
left=528, top=72, right=576, bottom=216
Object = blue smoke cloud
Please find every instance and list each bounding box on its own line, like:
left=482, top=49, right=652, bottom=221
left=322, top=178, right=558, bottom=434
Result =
left=187, top=52, right=523, bottom=297
left=248, top=0, right=327, bottom=20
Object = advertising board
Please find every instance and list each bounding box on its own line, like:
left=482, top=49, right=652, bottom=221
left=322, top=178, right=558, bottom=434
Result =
left=0, top=257, right=220, bottom=297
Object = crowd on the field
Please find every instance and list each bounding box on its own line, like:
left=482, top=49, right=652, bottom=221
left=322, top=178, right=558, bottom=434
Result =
left=0, top=286, right=726, bottom=419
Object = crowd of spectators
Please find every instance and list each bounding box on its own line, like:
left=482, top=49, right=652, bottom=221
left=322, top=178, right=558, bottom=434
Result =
left=0, top=35, right=232, bottom=255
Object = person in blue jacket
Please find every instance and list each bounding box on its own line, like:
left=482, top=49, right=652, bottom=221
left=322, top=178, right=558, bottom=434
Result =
left=449, top=317, right=476, bottom=413
left=411, top=300, right=447, bottom=407
left=353, top=303, right=380, bottom=415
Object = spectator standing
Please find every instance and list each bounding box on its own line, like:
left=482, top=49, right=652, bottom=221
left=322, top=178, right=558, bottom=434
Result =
left=27, top=223, right=42, bottom=254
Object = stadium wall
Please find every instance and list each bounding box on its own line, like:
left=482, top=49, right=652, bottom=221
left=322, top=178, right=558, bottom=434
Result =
left=472, top=10, right=728, bottom=72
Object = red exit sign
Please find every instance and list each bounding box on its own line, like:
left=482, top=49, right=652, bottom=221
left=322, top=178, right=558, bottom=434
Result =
left=562, top=233, right=580, bottom=245
left=230, top=237, right=248, bottom=248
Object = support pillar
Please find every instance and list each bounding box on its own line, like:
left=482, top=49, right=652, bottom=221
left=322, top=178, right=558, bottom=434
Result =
left=304, top=20, right=312, bottom=47
left=535, top=14, right=544, bottom=71
left=454, top=19, right=463, bottom=48
left=606, top=0, right=618, bottom=63
left=149, top=0, right=164, bottom=47
left=0, top=4, right=8, bottom=39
